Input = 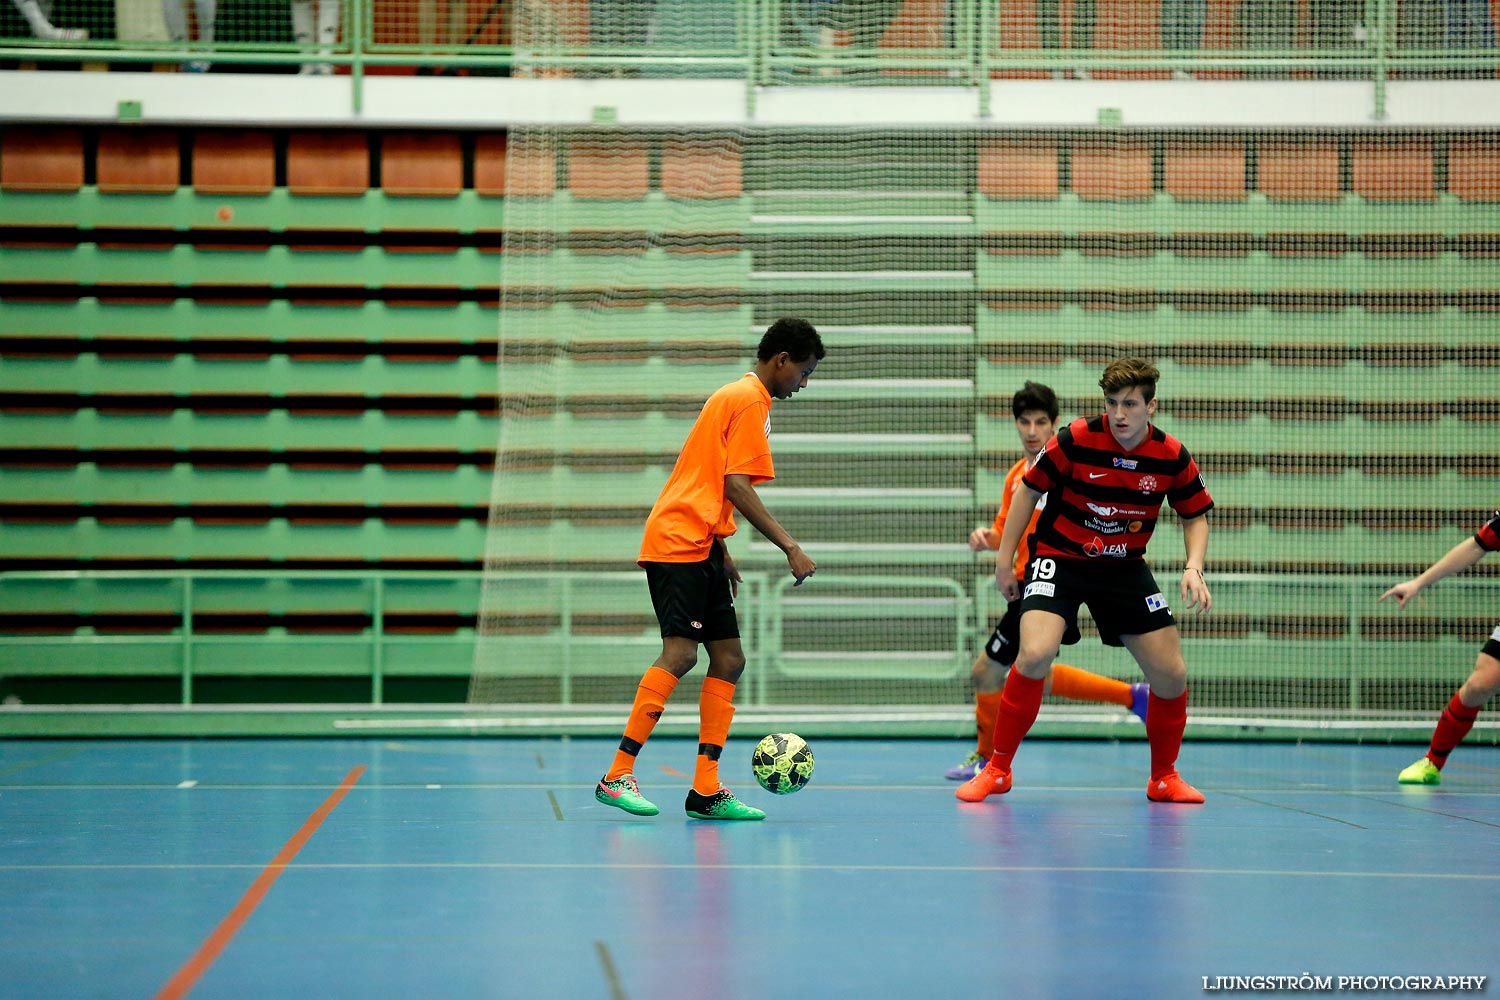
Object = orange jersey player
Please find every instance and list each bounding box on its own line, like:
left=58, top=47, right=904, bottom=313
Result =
left=595, top=318, right=824, bottom=821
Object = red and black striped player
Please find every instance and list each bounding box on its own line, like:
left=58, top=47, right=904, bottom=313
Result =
left=957, top=357, right=1215, bottom=805
left=1383, top=510, right=1500, bottom=786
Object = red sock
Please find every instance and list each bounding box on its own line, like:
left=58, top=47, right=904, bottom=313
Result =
left=988, top=668, right=1045, bottom=769
left=606, top=666, right=679, bottom=781
left=975, top=690, right=1003, bottom=758
left=1426, top=691, right=1481, bottom=770
left=1146, top=689, right=1189, bottom=781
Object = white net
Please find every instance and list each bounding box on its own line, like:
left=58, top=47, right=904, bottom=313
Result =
left=471, top=121, right=1500, bottom=737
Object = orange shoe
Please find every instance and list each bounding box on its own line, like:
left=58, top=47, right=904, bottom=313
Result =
left=955, top=761, right=1012, bottom=802
left=1147, top=770, right=1205, bottom=804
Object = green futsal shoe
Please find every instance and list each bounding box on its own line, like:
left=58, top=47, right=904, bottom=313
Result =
left=685, top=787, right=765, bottom=821
left=595, top=774, right=659, bottom=815
left=1397, top=758, right=1441, bottom=786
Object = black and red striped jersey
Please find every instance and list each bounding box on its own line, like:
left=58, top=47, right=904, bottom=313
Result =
left=1477, top=511, right=1500, bottom=552
left=1022, top=415, right=1214, bottom=562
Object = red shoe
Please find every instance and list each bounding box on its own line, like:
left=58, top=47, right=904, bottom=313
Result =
left=1147, top=770, right=1205, bottom=804
left=955, top=761, right=1012, bottom=802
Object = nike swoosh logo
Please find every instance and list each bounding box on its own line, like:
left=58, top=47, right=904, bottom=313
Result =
left=1089, top=472, right=1107, bottom=479
left=599, top=785, right=623, bottom=799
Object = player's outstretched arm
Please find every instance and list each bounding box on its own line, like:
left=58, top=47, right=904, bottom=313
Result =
left=725, top=474, right=816, bottom=585
left=1179, top=514, right=1211, bottom=614
left=993, top=484, right=1041, bottom=601
left=1379, top=537, right=1487, bottom=608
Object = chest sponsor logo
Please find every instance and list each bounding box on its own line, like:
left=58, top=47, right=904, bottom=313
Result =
left=1085, top=517, right=1126, bottom=535
left=1084, top=536, right=1129, bottom=558
left=1086, top=502, right=1150, bottom=518
left=1024, top=581, right=1056, bottom=598
left=1112, top=457, right=1138, bottom=470
left=1145, top=593, right=1168, bottom=612
left=1137, top=475, right=1159, bottom=493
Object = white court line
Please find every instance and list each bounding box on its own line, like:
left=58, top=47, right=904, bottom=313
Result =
left=176, top=780, right=197, bottom=789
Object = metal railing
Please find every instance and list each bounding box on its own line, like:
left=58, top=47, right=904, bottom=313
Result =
left=2, top=0, right=1496, bottom=118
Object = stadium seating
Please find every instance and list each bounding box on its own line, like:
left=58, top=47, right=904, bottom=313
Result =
left=1, top=126, right=1497, bottom=708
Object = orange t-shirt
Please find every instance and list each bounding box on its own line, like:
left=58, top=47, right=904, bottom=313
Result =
left=991, top=454, right=1047, bottom=582
left=639, top=373, right=775, bottom=564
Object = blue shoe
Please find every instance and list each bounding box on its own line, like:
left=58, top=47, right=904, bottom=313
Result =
left=944, top=750, right=986, bottom=781
left=1129, top=683, right=1149, bottom=723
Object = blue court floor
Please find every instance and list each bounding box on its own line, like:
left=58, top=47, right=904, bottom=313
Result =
left=2, top=737, right=1497, bottom=1000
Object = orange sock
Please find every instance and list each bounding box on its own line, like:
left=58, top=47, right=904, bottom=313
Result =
left=1047, top=663, right=1132, bottom=707
left=693, top=676, right=737, bottom=795
left=975, top=690, right=1003, bottom=757
left=606, top=666, right=679, bottom=781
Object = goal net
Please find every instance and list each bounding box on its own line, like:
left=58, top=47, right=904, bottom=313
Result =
left=470, top=114, right=1498, bottom=740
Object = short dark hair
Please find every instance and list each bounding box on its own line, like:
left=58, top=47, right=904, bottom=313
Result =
left=758, top=318, right=825, bottom=363
left=1011, top=380, right=1059, bottom=421
left=1099, top=357, right=1160, bottom=403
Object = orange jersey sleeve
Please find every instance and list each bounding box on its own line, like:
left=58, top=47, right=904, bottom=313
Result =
left=639, top=374, right=775, bottom=564
left=991, top=455, right=1044, bottom=581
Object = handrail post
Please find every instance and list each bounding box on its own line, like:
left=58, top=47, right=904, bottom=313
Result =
left=371, top=575, right=385, bottom=704
left=181, top=575, right=194, bottom=706
left=350, top=0, right=365, bottom=115
left=1371, top=0, right=1389, bottom=120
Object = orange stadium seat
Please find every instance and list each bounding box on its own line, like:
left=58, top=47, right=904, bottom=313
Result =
left=1351, top=138, right=1437, bottom=202
left=989, top=0, right=1046, bottom=79
left=380, top=132, right=463, bottom=197
left=1164, top=138, right=1247, bottom=200
left=192, top=130, right=275, bottom=195
left=1091, top=0, right=1170, bottom=79
left=0, top=126, right=84, bottom=192
left=1258, top=139, right=1340, bottom=201
left=472, top=133, right=508, bottom=196
left=567, top=136, right=649, bottom=199
left=661, top=135, right=742, bottom=199
left=1448, top=138, right=1500, bottom=201
left=97, top=128, right=181, bottom=194
left=978, top=137, right=1060, bottom=199
left=287, top=132, right=370, bottom=196
left=1070, top=138, right=1153, bottom=200
left=483, top=133, right=558, bottom=197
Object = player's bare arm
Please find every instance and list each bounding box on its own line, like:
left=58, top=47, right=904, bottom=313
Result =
left=1179, top=514, right=1211, bottom=614
left=724, top=474, right=816, bottom=585
left=1380, top=537, right=1487, bottom=608
left=994, top=483, right=1042, bottom=601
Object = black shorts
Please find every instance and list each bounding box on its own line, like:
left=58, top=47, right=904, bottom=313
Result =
left=983, top=598, right=1082, bottom=665
left=1483, top=623, right=1500, bottom=662
left=1017, top=555, right=1176, bottom=647
left=643, top=539, right=740, bottom=644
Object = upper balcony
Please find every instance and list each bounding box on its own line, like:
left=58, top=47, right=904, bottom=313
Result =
left=2, top=0, right=1498, bottom=126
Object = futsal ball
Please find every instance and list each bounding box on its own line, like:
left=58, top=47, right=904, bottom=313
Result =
left=751, top=732, right=814, bottom=794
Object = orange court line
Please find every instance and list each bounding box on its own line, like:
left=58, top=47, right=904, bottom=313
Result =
left=155, top=765, right=367, bottom=1000
left=659, top=765, right=689, bottom=778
